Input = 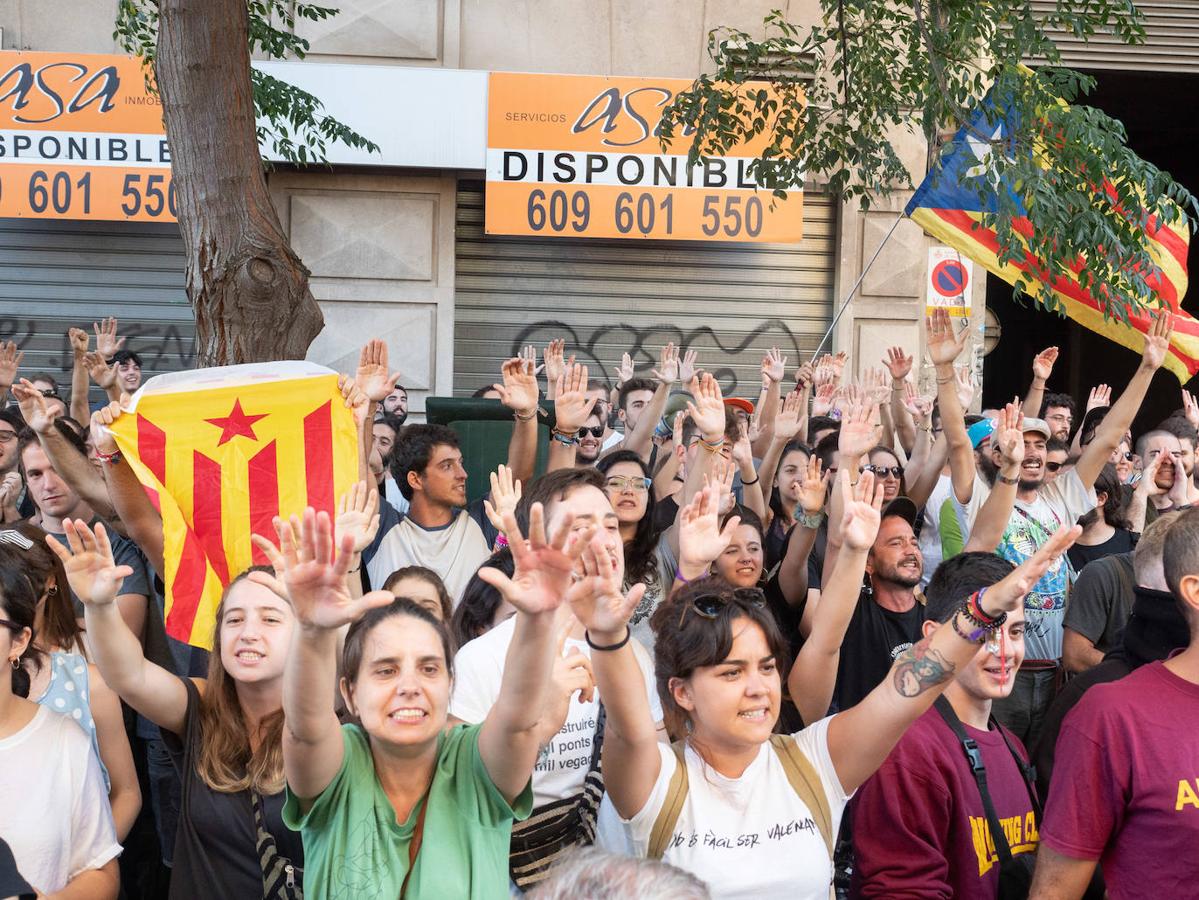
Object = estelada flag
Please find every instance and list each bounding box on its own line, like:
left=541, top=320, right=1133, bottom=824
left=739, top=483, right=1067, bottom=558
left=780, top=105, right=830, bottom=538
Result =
left=109, top=362, right=359, bottom=648
left=905, top=78, right=1198, bottom=383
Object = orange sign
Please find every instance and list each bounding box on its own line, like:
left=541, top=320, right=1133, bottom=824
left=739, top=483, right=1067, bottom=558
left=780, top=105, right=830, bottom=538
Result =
left=486, top=72, right=802, bottom=242
left=0, top=51, right=176, bottom=222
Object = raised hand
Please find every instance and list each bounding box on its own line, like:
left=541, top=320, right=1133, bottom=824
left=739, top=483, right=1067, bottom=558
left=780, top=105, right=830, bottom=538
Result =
left=543, top=339, right=569, bottom=386
left=615, top=352, right=636, bottom=387
left=761, top=348, right=787, bottom=384
left=678, top=481, right=740, bottom=573
left=478, top=504, right=589, bottom=616
left=670, top=409, right=686, bottom=445
left=812, top=383, right=836, bottom=417
left=93, top=317, right=125, bottom=358
left=335, top=481, right=381, bottom=554
left=862, top=367, right=890, bottom=406
left=679, top=348, right=699, bottom=385
left=955, top=366, right=975, bottom=411
left=982, top=523, right=1081, bottom=615
left=685, top=372, right=726, bottom=441
left=493, top=357, right=540, bottom=418
left=926, top=307, right=970, bottom=366
left=250, top=509, right=391, bottom=629
left=813, top=356, right=837, bottom=388
left=652, top=342, right=680, bottom=385
left=840, top=469, right=884, bottom=552
left=89, top=401, right=130, bottom=456
left=774, top=389, right=805, bottom=442
left=12, top=378, right=61, bottom=433
left=45, top=520, right=134, bottom=608
left=710, top=458, right=736, bottom=511
left=795, top=361, right=815, bottom=389
left=993, top=399, right=1025, bottom=468
left=0, top=471, right=21, bottom=509
left=1031, top=346, right=1058, bottom=382
left=483, top=464, right=522, bottom=535
left=829, top=351, right=848, bottom=381
left=883, top=346, right=913, bottom=382
left=1182, top=389, right=1199, bottom=430
left=902, top=382, right=933, bottom=424
left=838, top=399, right=878, bottom=459
left=520, top=344, right=545, bottom=377
left=1086, top=384, right=1112, bottom=413
left=553, top=362, right=595, bottom=434
left=566, top=533, right=647, bottom=637
left=731, top=422, right=754, bottom=469
left=83, top=351, right=117, bottom=390
left=0, top=340, right=22, bottom=387
left=1141, top=310, right=1173, bottom=371
left=336, top=374, right=369, bottom=427
left=68, top=327, right=89, bottom=357
left=798, top=455, right=827, bottom=517
left=355, top=339, right=402, bottom=403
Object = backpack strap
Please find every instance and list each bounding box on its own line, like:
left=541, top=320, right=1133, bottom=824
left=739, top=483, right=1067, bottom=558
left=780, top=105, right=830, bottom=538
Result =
left=769, top=734, right=834, bottom=859
left=934, top=696, right=1015, bottom=867
left=647, top=741, right=689, bottom=860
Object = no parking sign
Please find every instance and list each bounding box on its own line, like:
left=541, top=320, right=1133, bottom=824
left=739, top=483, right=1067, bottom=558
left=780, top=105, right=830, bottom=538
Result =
left=926, top=246, right=973, bottom=317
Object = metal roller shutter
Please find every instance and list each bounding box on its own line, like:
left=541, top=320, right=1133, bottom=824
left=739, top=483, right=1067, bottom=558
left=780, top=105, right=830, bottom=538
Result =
left=1029, top=0, right=1199, bottom=72
left=453, top=181, right=835, bottom=402
left=0, top=218, right=192, bottom=405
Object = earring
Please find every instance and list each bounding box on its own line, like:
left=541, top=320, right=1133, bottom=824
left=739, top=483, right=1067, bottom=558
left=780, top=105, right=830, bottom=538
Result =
left=10, top=656, right=18, bottom=670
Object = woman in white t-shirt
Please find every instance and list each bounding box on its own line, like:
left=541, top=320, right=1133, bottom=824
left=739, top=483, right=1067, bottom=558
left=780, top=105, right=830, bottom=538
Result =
left=569, top=477, right=1080, bottom=899
left=0, top=564, right=121, bottom=898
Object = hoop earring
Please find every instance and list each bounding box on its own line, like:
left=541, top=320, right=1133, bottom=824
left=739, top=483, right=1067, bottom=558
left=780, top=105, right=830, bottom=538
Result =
left=10, top=656, right=18, bottom=670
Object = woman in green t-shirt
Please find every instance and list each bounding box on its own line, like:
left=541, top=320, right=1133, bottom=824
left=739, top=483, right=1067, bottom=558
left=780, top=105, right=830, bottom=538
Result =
left=257, top=503, right=601, bottom=900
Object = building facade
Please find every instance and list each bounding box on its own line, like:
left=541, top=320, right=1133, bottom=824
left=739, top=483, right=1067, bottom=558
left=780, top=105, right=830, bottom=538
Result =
left=0, top=0, right=1193, bottom=415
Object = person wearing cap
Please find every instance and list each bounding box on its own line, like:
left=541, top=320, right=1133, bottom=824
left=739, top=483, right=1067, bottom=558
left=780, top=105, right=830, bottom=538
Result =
left=926, top=308, right=1173, bottom=749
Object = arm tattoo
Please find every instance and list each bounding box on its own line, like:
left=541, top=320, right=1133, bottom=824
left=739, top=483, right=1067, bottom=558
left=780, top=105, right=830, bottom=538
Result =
left=892, top=636, right=955, bottom=698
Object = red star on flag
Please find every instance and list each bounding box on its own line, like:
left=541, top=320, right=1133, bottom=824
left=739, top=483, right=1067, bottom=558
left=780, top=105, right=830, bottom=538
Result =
left=205, top=399, right=268, bottom=446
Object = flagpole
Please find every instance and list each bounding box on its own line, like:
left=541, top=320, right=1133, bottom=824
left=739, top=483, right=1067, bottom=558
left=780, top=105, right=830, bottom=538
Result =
left=809, top=211, right=905, bottom=362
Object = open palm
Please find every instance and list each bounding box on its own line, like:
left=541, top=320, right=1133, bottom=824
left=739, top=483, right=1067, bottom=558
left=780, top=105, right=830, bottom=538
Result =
left=258, top=510, right=391, bottom=629
left=45, top=520, right=133, bottom=608
left=567, top=534, right=645, bottom=635
left=479, top=504, right=583, bottom=615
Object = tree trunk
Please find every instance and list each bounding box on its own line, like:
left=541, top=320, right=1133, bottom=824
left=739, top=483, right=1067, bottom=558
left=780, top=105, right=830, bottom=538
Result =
left=155, top=0, right=324, bottom=365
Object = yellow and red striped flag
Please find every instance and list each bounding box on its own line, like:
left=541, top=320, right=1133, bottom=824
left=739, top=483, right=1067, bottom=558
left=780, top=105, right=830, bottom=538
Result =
left=906, top=79, right=1197, bottom=382
left=110, top=362, right=359, bottom=648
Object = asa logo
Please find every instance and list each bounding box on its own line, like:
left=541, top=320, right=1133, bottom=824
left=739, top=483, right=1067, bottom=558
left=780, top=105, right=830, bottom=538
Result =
left=0, top=61, right=120, bottom=124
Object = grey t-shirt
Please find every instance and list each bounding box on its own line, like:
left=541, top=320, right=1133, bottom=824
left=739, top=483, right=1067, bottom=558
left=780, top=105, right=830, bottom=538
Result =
left=1063, top=551, right=1136, bottom=656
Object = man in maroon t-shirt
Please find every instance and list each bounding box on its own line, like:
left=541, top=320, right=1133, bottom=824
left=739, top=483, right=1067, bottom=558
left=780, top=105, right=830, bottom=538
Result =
left=1032, top=509, right=1199, bottom=899
left=853, top=552, right=1039, bottom=899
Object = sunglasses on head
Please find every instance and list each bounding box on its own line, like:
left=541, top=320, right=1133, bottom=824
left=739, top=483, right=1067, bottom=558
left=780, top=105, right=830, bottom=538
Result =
left=863, top=464, right=904, bottom=479
left=578, top=425, right=605, bottom=439
left=679, top=587, right=766, bottom=628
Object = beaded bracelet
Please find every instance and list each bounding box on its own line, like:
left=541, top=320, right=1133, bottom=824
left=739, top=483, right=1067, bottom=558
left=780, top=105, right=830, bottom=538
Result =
left=966, top=588, right=1005, bottom=627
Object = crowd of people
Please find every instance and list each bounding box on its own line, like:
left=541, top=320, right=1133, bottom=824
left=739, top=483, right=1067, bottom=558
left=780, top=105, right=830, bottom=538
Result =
left=0, top=310, right=1197, bottom=900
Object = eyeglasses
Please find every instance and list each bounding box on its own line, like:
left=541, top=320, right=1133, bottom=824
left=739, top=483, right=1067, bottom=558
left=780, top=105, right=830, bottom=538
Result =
left=1045, top=461, right=1063, bottom=472
left=577, top=425, right=605, bottom=439
left=605, top=476, right=651, bottom=493
left=679, top=587, right=766, bottom=628
left=863, top=464, right=904, bottom=479
left=0, top=430, right=15, bottom=444
left=0, top=617, right=23, bottom=633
